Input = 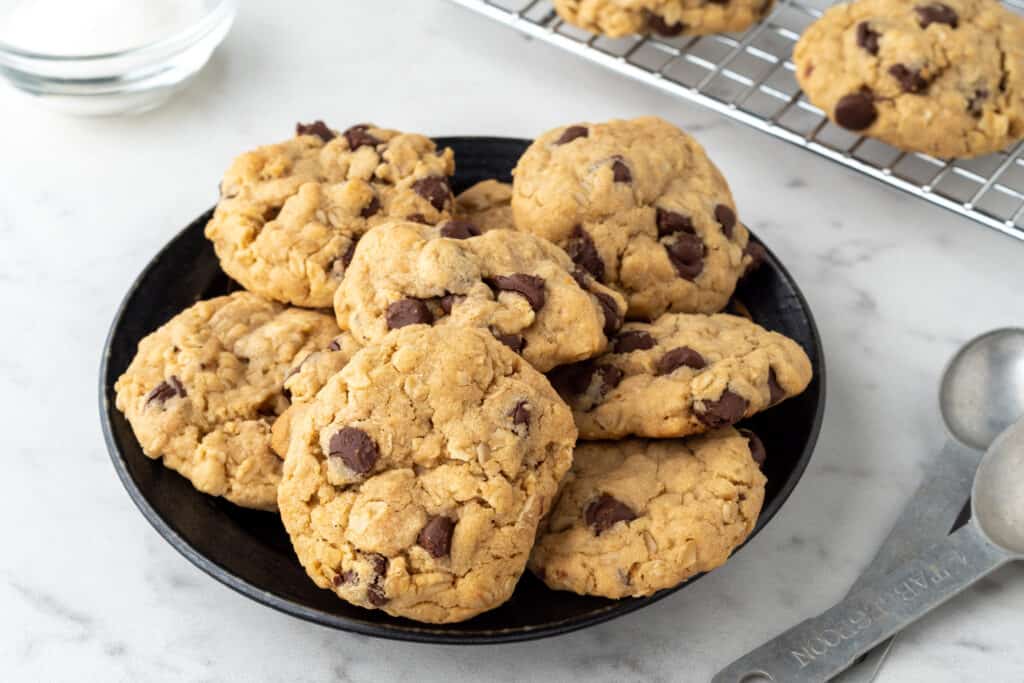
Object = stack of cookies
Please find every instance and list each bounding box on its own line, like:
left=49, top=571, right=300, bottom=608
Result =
left=115, top=117, right=812, bottom=624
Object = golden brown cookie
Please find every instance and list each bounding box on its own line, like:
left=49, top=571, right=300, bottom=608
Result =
left=114, top=292, right=340, bottom=510
left=512, top=117, right=752, bottom=320
left=529, top=428, right=766, bottom=598
left=794, top=0, right=1024, bottom=158
left=205, top=122, right=456, bottom=307
left=554, top=0, right=775, bottom=37
left=277, top=326, right=577, bottom=623
left=548, top=312, right=812, bottom=439
left=334, top=220, right=627, bottom=372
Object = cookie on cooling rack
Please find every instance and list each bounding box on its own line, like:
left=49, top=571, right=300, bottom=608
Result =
left=794, top=0, right=1024, bottom=158
left=553, top=0, right=775, bottom=38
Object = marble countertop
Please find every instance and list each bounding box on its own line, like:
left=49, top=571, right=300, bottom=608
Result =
left=2, top=2, right=1021, bottom=681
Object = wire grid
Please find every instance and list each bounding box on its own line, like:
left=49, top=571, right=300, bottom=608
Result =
left=450, top=0, right=1024, bottom=242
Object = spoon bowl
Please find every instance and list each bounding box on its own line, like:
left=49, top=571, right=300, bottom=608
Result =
left=940, top=328, right=1024, bottom=451
left=972, top=418, right=1024, bottom=556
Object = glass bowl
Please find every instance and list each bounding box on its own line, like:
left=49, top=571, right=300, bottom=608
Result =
left=0, top=0, right=236, bottom=116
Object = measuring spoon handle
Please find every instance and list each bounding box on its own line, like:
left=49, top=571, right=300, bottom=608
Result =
left=712, top=524, right=1009, bottom=683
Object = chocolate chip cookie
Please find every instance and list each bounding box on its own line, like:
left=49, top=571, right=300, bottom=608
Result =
left=512, top=117, right=752, bottom=320
left=548, top=312, right=812, bottom=439
left=114, top=292, right=340, bottom=510
left=271, top=331, right=363, bottom=458
left=529, top=428, right=766, bottom=598
left=794, top=0, right=1024, bottom=158
left=277, top=326, right=577, bottom=623
left=334, top=220, right=627, bottom=373
left=553, top=0, right=775, bottom=38
left=205, top=122, right=456, bottom=307
left=454, top=179, right=515, bottom=233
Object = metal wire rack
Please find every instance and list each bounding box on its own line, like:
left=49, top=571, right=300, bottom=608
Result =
left=450, top=0, right=1024, bottom=241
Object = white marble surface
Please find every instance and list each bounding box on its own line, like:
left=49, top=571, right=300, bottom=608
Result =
left=1, top=1, right=1022, bottom=681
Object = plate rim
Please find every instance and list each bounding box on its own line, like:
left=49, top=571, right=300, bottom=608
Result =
left=99, top=135, right=826, bottom=644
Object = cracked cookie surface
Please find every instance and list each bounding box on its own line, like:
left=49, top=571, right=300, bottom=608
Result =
left=334, top=220, right=627, bottom=373
left=271, top=331, right=363, bottom=459
left=794, top=0, right=1024, bottom=158
left=512, top=117, right=751, bottom=320
left=554, top=0, right=774, bottom=38
left=205, top=122, right=456, bottom=307
left=277, top=326, right=577, bottom=623
left=454, top=179, right=515, bottom=233
left=114, top=292, right=340, bottom=510
left=529, top=428, right=766, bottom=598
left=548, top=312, right=812, bottom=439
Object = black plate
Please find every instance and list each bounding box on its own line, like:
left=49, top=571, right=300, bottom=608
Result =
left=100, top=137, right=825, bottom=644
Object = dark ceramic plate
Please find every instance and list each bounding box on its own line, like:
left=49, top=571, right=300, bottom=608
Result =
left=100, top=137, right=825, bottom=644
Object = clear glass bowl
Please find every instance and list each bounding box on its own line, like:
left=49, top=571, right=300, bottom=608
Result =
left=0, top=0, right=236, bottom=116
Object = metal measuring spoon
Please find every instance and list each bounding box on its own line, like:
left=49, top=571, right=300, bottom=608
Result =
left=712, top=417, right=1024, bottom=682
left=837, top=328, right=1024, bottom=682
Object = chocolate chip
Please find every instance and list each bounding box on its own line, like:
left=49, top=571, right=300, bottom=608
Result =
left=696, top=390, right=748, bottom=428
left=566, top=226, right=605, bottom=281
left=597, top=365, right=624, bottom=394
left=488, top=273, right=546, bottom=311
left=343, top=124, right=380, bottom=150
left=367, top=585, right=388, bottom=606
left=418, top=516, right=455, bottom=558
left=967, top=89, right=988, bottom=117
left=412, top=176, right=451, bottom=212
left=333, top=570, right=357, bottom=587
left=329, top=427, right=380, bottom=474
left=549, top=361, right=621, bottom=398
left=570, top=268, right=589, bottom=289
left=493, top=332, right=526, bottom=354
left=656, top=208, right=695, bottom=238
left=614, top=330, right=656, bottom=353
left=916, top=3, right=958, bottom=28
left=386, top=298, right=434, bottom=329
left=742, top=240, right=768, bottom=277
left=369, top=553, right=389, bottom=577
left=715, top=204, right=737, bottom=239
left=439, top=219, right=480, bottom=240
left=739, top=428, right=767, bottom=467
left=296, top=120, right=335, bottom=142
left=888, top=64, right=928, bottom=93
left=768, top=367, right=786, bottom=405
left=439, top=293, right=459, bottom=315
left=585, top=494, right=637, bottom=535
left=834, top=89, right=877, bottom=131
left=341, top=238, right=359, bottom=268
left=406, top=213, right=428, bottom=224
left=593, top=291, right=623, bottom=336
left=555, top=125, right=588, bottom=145
left=511, top=400, right=531, bottom=429
left=665, top=232, right=705, bottom=280
left=856, top=22, right=880, bottom=55
left=145, top=375, right=186, bottom=406
left=327, top=338, right=342, bottom=352
left=645, top=11, right=685, bottom=36
left=611, top=157, right=631, bottom=183
left=655, top=346, right=706, bottom=375
left=360, top=196, right=381, bottom=219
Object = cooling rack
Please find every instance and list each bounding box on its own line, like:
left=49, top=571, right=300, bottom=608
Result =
left=450, top=0, right=1024, bottom=241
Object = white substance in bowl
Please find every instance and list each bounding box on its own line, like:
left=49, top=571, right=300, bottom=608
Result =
left=2, top=0, right=207, bottom=56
